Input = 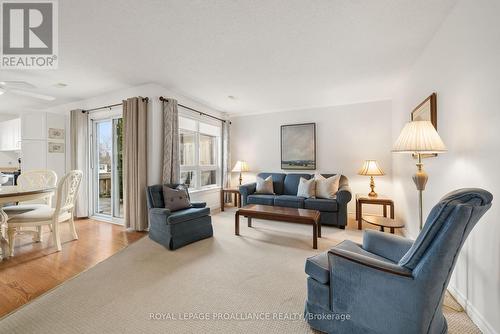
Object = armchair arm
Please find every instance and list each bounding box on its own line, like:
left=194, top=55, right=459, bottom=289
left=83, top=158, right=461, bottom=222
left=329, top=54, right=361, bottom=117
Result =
left=239, top=183, right=256, bottom=206
left=336, top=184, right=352, bottom=205
left=363, top=230, right=414, bottom=263
left=149, top=208, right=171, bottom=216
left=191, top=202, right=207, bottom=208
left=329, top=240, right=412, bottom=277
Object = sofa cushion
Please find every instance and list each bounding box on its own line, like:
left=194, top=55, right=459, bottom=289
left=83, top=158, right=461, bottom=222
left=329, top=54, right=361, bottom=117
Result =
left=305, top=252, right=330, bottom=284
left=255, top=176, right=274, bottom=194
left=167, top=207, right=210, bottom=224
left=257, top=173, right=286, bottom=195
left=283, top=173, right=312, bottom=195
left=305, top=198, right=338, bottom=212
left=274, top=195, right=305, bottom=208
left=297, top=177, right=316, bottom=198
left=247, top=194, right=276, bottom=206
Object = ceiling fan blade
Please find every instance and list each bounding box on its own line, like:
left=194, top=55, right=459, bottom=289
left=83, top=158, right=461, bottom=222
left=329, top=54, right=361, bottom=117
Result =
left=0, top=81, right=37, bottom=89
left=9, top=89, right=56, bottom=101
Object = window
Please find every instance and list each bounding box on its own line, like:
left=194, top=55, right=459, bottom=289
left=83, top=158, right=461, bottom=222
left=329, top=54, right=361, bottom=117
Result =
left=179, top=114, right=221, bottom=190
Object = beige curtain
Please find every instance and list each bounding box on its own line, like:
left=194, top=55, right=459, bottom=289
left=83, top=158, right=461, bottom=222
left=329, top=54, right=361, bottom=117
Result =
left=222, top=121, right=232, bottom=202
left=162, top=98, right=180, bottom=184
left=70, top=109, right=88, bottom=218
left=123, top=97, right=148, bottom=231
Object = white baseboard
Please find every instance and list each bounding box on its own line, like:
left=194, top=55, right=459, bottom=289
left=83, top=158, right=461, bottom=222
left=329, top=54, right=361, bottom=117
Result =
left=447, top=286, right=498, bottom=334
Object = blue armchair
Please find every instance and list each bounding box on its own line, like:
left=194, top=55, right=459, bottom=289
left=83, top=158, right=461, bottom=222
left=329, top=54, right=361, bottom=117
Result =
left=146, top=184, right=213, bottom=250
left=304, top=188, right=492, bottom=333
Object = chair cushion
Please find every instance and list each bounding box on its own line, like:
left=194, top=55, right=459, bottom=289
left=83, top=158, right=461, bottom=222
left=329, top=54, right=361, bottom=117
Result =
left=247, top=194, right=275, bottom=206
left=3, top=204, right=48, bottom=215
left=283, top=173, right=312, bottom=195
left=167, top=207, right=210, bottom=224
left=256, top=173, right=286, bottom=195
left=305, top=252, right=330, bottom=284
left=8, top=206, right=56, bottom=222
left=163, top=185, right=191, bottom=211
left=304, top=198, right=338, bottom=212
left=274, top=195, right=305, bottom=208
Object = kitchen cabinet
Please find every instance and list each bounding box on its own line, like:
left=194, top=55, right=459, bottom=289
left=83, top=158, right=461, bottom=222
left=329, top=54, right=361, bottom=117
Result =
left=0, top=118, right=21, bottom=151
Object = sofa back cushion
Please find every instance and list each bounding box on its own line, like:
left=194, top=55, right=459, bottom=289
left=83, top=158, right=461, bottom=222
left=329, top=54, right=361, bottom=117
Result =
left=284, top=173, right=312, bottom=195
left=257, top=173, right=286, bottom=195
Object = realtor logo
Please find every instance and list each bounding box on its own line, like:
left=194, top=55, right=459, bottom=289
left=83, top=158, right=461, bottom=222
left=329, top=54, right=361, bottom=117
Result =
left=1, top=0, right=58, bottom=69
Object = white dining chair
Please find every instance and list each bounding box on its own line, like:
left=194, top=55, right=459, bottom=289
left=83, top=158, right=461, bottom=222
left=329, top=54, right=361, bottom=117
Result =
left=6, top=170, right=83, bottom=256
left=3, top=170, right=58, bottom=241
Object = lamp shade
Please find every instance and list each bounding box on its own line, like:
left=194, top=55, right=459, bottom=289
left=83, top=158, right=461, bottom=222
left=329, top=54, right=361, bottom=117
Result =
left=392, top=121, right=447, bottom=154
left=232, top=160, right=249, bottom=172
left=358, top=160, right=385, bottom=176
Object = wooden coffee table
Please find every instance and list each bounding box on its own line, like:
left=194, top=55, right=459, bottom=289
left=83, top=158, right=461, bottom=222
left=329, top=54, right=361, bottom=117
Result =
left=362, top=215, right=404, bottom=234
left=235, top=204, right=321, bottom=249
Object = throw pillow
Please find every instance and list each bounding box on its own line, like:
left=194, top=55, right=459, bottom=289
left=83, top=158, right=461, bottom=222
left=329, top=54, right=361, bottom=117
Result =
left=163, top=185, right=191, bottom=211
left=255, top=176, right=274, bottom=194
left=315, top=174, right=341, bottom=199
left=297, top=177, right=316, bottom=198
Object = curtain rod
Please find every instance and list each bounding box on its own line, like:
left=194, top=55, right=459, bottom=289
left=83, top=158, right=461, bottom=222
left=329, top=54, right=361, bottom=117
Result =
left=159, top=96, right=229, bottom=124
left=82, top=97, right=149, bottom=113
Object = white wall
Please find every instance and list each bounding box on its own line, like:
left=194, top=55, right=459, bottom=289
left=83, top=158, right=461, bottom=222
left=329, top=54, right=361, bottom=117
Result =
left=230, top=100, right=393, bottom=214
left=47, top=83, right=226, bottom=211
left=392, top=1, right=500, bottom=332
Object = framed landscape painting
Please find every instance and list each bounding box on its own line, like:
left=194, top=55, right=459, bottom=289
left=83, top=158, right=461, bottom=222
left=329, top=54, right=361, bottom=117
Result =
left=281, top=123, right=316, bottom=170
left=411, top=92, right=437, bottom=129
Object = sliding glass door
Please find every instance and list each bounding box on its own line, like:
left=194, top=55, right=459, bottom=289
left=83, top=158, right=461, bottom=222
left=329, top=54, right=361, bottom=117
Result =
left=90, top=111, right=124, bottom=223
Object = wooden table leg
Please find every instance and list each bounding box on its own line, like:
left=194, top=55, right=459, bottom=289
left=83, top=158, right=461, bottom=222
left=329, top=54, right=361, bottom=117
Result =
left=383, top=205, right=387, bottom=217
left=313, top=223, right=318, bottom=249
left=380, top=226, right=385, bottom=232
left=248, top=217, right=252, bottom=227
left=237, top=193, right=241, bottom=208
left=357, top=202, right=363, bottom=230
left=235, top=211, right=240, bottom=235
left=233, top=194, right=237, bottom=207
left=220, top=190, right=225, bottom=212
left=390, top=203, right=395, bottom=219
left=390, top=227, right=395, bottom=234
left=317, top=220, right=322, bottom=238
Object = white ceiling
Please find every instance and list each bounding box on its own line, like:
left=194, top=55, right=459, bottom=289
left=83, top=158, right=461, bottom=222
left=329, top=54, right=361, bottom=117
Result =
left=0, top=0, right=457, bottom=115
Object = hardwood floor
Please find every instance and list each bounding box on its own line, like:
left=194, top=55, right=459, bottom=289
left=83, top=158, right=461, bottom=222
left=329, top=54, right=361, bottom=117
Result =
left=0, top=219, right=145, bottom=318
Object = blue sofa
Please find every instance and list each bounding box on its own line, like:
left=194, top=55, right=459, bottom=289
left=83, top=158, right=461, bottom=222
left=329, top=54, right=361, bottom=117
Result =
left=239, top=173, right=352, bottom=228
left=304, top=188, right=492, bottom=333
left=146, top=184, right=213, bottom=250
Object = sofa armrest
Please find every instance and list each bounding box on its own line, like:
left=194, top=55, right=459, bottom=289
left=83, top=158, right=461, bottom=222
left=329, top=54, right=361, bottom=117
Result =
left=363, top=230, right=414, bottom=263
left=239, top=183, right=256, bottom=206
left=329, top=241, right=413, bottom=278
left=191, top=202, right=207, bottom=208
left=336, top=184, right=352, bottom=205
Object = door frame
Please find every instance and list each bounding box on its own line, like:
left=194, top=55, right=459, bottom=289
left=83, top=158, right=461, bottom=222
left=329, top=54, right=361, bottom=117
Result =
left=88, top=108, right=124, bottom=225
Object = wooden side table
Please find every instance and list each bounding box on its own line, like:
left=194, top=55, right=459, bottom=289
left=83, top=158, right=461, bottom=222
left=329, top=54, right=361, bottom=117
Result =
left=220, top=188, right=241, bottom=212
left=362, top=215, right=404, bottom=234
left=356, top=194, right=394, bottom=230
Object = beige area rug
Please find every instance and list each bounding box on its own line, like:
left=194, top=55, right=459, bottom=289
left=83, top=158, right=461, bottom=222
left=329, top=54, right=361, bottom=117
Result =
left=0, top=210, right=480, bottom=333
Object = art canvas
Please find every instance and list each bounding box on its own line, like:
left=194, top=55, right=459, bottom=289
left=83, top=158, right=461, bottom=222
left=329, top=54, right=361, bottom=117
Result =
left=281, top=123, right=316, bottom=170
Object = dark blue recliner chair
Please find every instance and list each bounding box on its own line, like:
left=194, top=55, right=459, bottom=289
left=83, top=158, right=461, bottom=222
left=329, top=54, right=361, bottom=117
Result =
left=146, top=184, right=213, bottom=250
left=304, top=188, right=492, bottom=333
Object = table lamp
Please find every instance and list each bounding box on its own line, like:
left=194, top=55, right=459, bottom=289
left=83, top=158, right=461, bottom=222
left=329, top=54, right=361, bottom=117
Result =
left=358, top=160, right=385, bottom=197
left=232, top=161, right=249, bottom=186
left=392, top=121, right=447, bottom=229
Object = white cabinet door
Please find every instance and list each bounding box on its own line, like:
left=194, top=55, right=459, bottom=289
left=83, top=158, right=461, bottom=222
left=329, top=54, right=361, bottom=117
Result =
left=0, top=119, right=21, bottom=151
left=21, top=140, right=47, bottom=171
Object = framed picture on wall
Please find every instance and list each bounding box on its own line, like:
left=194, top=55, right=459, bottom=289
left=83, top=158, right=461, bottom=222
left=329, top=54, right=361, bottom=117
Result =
left=411, top=93, right=437, bottom=129
left=48, top=128, right=65, bottom=139
left=48, top=142, right=65, bottom=153
left=281, top=123, right=316, bottom=170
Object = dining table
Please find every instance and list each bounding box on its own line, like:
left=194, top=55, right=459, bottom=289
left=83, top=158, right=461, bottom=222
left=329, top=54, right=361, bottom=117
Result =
left=0, top=185, right=56, bottom=260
